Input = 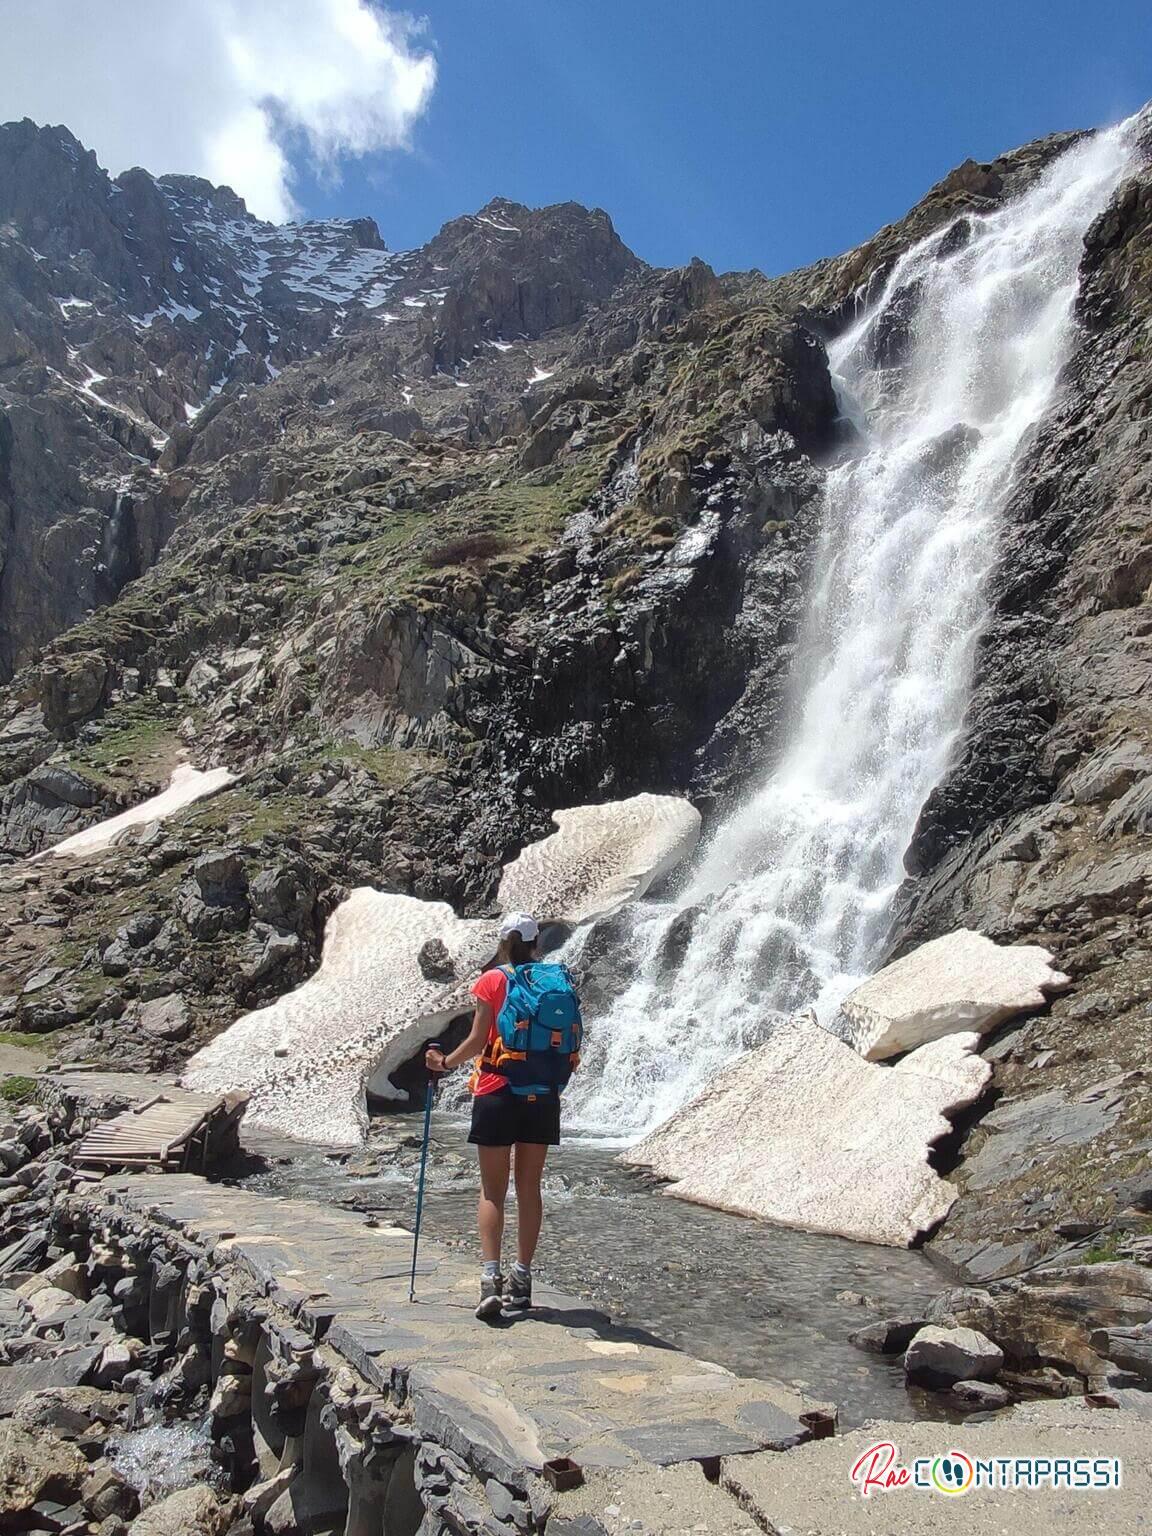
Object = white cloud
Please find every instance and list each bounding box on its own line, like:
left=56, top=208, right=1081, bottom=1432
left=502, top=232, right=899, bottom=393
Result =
left=0, top=0, right=436, bottom=221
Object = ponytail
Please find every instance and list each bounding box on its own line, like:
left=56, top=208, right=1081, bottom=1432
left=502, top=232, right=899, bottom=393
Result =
left=500, top=932, right=537, bottom=966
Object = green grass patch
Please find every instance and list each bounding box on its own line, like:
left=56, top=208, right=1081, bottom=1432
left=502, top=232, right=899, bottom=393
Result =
left=1083, top=1233, right=1124, bottom=1264
left=0, top=1031, right=50, bottom=1051
left=182, top=787, right=311, bottom=844
left=64, top=699, right=184, bottom=788
left=0, top=1076, right=39, bottom=1104
left=302, top=740, right=437, bottom=788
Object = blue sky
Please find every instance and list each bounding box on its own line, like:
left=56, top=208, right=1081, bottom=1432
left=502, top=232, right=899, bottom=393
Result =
left=289, top=0, right=1152, bottom=275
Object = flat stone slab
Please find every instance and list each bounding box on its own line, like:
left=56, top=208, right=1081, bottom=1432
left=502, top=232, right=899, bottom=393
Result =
left=721, top=1398, right=1152, bottom=1535
left=622, top=1013, right=990, bottom=1245
left=0, top=1348, right=101, bottom=1416
left=833, top=929, right=1070, bottom=1061
left=70, top=1174, right=822, bottom=1479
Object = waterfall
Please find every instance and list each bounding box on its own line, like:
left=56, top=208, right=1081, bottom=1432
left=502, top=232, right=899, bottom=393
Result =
left=567, top=118, right=1140, bottom=1141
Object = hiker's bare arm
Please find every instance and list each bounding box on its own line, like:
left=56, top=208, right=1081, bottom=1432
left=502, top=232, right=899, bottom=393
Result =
left=426, top=1002, right=493, bottom=1072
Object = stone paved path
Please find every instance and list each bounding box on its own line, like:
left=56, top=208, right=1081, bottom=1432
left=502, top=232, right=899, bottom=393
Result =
left=66, top=1174, right=1152, bottom=1534
left=88, top=1174, right=819, bottom=1473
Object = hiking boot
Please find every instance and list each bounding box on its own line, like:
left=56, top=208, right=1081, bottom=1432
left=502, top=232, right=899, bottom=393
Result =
left=505, top=1265, right=532, bottom=1313
left=475, top=1272, right=503, bottom=1320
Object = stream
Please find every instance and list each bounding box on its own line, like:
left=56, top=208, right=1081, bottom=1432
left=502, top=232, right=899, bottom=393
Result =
left=230, top=1115, right=955, bottom=1430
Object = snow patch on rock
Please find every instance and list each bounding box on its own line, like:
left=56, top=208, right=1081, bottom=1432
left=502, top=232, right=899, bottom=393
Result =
left=34, top=765, right=234, bottom=861
left=832, top=929, right=1071, bottom=1061
left=182, top=890, right=491, bottom=1145
left=184, top=793, right=701, bottom=1145
left=497, top=794, right=701, bottom=926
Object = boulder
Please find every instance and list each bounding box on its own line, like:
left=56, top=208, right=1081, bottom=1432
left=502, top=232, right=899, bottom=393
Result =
left=0, top=1420, right=89, bottom=1520
left=848, top=1317, right=926, bottom=1355
left=36, top=764, right=235, bottom=861
left=137, top=994, right=191, bottom=1042
left=497, top=794, right=701, bottom=924
left=129, top=1486, right=237, bottom=1536
left=832, top=929, right=1070, bottom=1061
left=82, top=1462, right=138, bottom=1520
left=904, top=1325, right=1004, bottom=1386
left=621, top=1013, right=991, bottom=1246
left=193, top=849, right=248, bottom=899
left=248, top=862, right=316, bottom=930
left=950, top=1378, right=1012, bottom=1410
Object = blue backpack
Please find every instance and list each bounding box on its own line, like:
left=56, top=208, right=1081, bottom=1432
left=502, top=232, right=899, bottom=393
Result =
left=482, top=963, right=583, bottom=1099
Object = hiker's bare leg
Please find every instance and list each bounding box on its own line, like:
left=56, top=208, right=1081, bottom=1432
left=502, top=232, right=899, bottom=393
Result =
left=477, top=1145, right=511, bottom=1264
left=513, top=1141, right=549, bottom=1267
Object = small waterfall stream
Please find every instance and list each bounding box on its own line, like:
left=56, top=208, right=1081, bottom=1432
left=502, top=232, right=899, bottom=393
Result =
left=568, top=119, right=1140, bottom=1140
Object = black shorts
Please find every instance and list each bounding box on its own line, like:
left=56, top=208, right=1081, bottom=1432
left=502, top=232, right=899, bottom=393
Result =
left=468, top=1088, right=561, bottom=1147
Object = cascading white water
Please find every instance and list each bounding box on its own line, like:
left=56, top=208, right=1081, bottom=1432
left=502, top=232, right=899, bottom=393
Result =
left=568, top=118, right=1141, bottom=1141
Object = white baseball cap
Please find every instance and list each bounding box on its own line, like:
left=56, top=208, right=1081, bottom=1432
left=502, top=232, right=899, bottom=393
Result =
left=498, top=911, right=539, bottom=942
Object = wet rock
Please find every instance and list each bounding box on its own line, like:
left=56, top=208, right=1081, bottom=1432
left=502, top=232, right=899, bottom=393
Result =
left=848, top=1317, right=926, bottom=1355
left=904, top=1325, right=1004, bottom=1387
left=950, top=1379, right=1013, bottom=1409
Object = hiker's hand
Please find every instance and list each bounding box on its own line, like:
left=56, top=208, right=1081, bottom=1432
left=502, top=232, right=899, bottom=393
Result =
left=425, top=1047, right=447, bottom=1073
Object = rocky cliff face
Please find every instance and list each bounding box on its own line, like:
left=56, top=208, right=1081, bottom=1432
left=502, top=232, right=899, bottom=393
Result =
left=889, top=135, right=1152, bottom=1278
left=0, top=116, right=1147, bottom=1274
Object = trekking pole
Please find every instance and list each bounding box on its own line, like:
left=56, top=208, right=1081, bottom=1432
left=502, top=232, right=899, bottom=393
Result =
left=408, top=1058, right=439, bottom=1302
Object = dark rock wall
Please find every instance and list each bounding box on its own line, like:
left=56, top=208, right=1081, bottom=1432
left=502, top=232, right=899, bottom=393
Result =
left=888, top=152, right=1152, bottom=1275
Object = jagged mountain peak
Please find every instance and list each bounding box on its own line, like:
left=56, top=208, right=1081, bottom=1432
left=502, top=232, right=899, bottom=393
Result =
left=0, top=120, right=653, bottom=675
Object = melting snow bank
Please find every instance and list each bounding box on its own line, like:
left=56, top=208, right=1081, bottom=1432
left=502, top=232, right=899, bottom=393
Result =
left=184, top=889, right=490, bottom=1145
left=183, top=794, right=700, bottom=1145
left=621, top=1013, right=991, bottom=1247
left=830, top=929, right=1072, bottom=1061
left=498, top=794, right=701, bottom=924
left=33, top=764, right=235, bottom=861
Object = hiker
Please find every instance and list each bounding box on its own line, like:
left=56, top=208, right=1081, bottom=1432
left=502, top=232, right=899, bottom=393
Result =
left=425, top=911, right=581, bottom=1319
